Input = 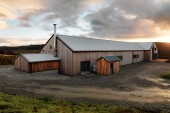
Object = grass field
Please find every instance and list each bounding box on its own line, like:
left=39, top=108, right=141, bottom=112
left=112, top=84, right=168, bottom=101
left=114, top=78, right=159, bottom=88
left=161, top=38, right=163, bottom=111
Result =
left=160, top=72, right=170, bottom=79
left=0, top=93, right=146, bottom=113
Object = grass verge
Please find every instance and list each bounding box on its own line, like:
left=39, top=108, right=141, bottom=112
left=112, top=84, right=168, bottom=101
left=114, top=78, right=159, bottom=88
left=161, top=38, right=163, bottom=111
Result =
left=0, top=93, right=146, bottom=113
left=160, top=72, right=170, bottom=79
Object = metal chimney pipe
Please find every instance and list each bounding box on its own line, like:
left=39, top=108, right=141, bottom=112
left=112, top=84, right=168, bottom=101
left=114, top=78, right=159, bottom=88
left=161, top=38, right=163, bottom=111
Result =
left=53, top=24, right=57, bottom=52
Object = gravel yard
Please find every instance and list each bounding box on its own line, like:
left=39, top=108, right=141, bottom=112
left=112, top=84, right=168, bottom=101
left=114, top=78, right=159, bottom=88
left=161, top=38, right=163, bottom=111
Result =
left=0, top=61, right=170, bottom=112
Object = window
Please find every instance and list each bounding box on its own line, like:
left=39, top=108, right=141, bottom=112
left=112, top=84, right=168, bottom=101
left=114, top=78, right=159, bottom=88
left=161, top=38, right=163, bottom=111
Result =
left=50, top=45, right=52, bottom=49
left=133, top=54, right=139, bottom=58
left=116, top=56, right=123, bottom=60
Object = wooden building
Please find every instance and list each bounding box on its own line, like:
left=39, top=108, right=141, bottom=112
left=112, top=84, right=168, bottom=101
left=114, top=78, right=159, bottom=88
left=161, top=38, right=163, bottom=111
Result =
left=96, top=56, right=121, bottom=75
left=41, top=34, right=158, bottom=76
left=15, top=53, right=60, bottom=73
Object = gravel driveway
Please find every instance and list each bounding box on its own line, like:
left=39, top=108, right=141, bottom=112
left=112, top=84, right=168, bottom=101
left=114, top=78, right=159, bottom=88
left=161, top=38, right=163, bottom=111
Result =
left=0, top=61, right=170, bottom=112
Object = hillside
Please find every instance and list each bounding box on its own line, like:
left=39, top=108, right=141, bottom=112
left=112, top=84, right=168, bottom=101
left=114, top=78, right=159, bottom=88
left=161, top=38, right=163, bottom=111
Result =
left=0, top=43, right=170, bottom=59
left=0, top=44, right=44, bottom=65
left=0, top=44, right=44, bottom=51
left=156, top=42, right=170, bottom=59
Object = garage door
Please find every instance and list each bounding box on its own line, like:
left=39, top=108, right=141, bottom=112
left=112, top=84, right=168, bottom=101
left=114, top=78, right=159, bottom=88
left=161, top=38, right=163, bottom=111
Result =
left=81, top=61, right=90, bottom=72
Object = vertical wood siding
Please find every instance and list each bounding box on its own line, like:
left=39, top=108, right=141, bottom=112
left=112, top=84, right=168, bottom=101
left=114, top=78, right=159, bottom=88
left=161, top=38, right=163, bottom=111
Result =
left=96, top=58, right=110, bottom=75
left=15, top=56, right=29, bottom=72
left=113, top=62, right=120, bottom=74
left=41, top=36, right=55, bottom=54
left=57, top=39, right=73, bottom=75
left=144, top=51, right=151, bottom=61
left=132, top=51, right=144, bottom=63
left=97, top=58, right=120, bottom=75
left=31, top=61, right=60, bottom=73
left=15, top=56, right=60, bottom=73
left=56, top=39, right=146, bottom=76
left=72, top=51, right=134, bottom=75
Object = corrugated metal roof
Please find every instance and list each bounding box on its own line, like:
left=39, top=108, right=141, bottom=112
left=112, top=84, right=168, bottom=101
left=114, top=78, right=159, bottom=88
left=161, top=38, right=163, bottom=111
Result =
left=97, top=56, right=121, bottom=62
left=21, top=53, right=60, bottom=63
left=137, top=42, right=153, bottom=50
left=57, top=35, right=153, bottom=51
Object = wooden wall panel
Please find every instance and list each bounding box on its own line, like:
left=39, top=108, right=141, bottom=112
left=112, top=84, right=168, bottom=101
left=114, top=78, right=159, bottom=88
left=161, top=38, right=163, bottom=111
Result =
left=97, top=58, right=120, bottom=75
left=72, top=51, right=134, bottom=75
left=89, top=52, right=99, bottom=67
left=56, top=39, right=146, bottom=76
left=15, top=55, right=60, bottom=73
left=150, top=49, right=152, bottom=61
left=133, top=51, right=144, bottom=63
left=97, top=58, right=110, bottom=75
left=113, top=62, right=120, bottom=75
left=106, top=51, right=133, bottom=65
left=15, top=56, right=29, bottom=72
left=31, top=61, right=60, bottom=73
left=57, top=39, right=73, bottom=75
left=144, top=51, right=151, bottom=61
left=41, top=35, right=55, bottom=54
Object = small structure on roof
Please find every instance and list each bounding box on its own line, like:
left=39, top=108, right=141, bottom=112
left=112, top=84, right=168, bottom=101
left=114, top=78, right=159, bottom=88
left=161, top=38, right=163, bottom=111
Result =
left=96, top=56, right=121, bottom=75
left=15, top=53, right=60, bottom=73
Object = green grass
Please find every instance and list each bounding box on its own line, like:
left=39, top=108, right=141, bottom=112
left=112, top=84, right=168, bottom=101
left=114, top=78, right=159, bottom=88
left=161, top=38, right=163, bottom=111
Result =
left=160, top=72, right=170, bottom=79
left=0, top=93, right=145, bottom=113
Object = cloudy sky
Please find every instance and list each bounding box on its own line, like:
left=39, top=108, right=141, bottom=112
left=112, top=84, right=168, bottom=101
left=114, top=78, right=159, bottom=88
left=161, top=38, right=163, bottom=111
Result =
left=1, top=0, right=170, bottom=46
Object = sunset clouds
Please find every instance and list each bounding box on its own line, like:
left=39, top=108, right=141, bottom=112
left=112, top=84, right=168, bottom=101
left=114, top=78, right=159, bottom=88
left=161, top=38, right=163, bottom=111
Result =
left=1, top=0, right=170, bottom=46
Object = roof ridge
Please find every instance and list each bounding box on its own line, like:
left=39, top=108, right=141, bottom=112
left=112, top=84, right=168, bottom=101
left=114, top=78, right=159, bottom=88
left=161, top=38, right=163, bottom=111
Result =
left=57, top=34, right=129, bottom=43
left=137, top=42, right=154, bottom=50
left=136, top=43, right=145, bottom=50
left=56, top=35, right=153, bottom=51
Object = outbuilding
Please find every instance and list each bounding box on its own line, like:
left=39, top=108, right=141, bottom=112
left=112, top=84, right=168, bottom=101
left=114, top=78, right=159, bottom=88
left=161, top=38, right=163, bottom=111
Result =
left=15, top=53, right=60, bottom=73
left=96, top=56, right=121, bottom=75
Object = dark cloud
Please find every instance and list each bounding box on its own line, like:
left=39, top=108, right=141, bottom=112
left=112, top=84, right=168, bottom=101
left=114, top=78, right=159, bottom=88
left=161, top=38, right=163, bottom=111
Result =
left=18, top=0, right=89, bottom=28
left=85, top=5, right=141, bottom=38
left=16, top=0, right=170, bottom=40
left=40, top=0, right=89, bottom=28
left=19, top=9, right=44, bottom=21
left=91, top=19, right=105, bottom=26
left=148, top=2, right=170, bottom=29
left=19, top=22, right=32, bottom=27
left=84, top=0, right=170, bottom=39
left=42, top=14, right=59, bottom=22
left=113, top=0, right=156, bottom=17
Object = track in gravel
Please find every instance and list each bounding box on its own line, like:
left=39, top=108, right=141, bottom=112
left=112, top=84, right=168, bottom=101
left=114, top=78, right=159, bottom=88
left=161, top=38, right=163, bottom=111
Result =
left=0, top=61, right=170, bottom=112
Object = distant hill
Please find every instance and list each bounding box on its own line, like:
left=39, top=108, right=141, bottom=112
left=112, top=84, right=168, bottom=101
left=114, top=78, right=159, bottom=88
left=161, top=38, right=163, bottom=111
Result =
left=0, top=44, right=44, bottom=51
left=0, top=43, right=170, bottom=59
left=156, top=42, right=170, bottom=59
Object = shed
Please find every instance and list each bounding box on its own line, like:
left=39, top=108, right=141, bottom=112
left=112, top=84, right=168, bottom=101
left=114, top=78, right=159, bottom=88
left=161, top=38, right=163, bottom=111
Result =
left=96, top=56, right=121, bottom=75
left=15, top=53, right=60, bottom=73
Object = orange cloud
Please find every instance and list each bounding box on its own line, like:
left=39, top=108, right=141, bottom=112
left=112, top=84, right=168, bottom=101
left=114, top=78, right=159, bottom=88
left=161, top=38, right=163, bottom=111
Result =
left=0, top=20, right=8, bottom=29
left=0, top=0, right=43, bottom=24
